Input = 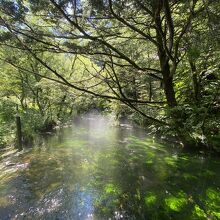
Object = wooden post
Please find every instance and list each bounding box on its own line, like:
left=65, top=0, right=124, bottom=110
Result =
left=16, top=105, right=22, bottom=151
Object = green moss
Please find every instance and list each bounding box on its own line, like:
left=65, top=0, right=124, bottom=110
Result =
left=206, top=188, right=220, bottom=201
left=192, top=205, right=207, bottom=219
left=165, top=192, right=188, bottom=212
left=164, top=156, right=177, bottom=166
left=104, top=184, right=119, bottom=194
left=145, top=192, right=157, bottom=206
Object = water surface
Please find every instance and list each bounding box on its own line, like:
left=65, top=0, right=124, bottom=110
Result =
left=0, top=114, right=219, bottom=219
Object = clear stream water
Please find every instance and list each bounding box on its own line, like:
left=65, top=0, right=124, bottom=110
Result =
left=0, top=114, right=219, bottom=220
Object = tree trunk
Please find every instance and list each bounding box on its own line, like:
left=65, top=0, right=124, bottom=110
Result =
left=154, top=5, right=177, bottom=108
left=189, top=61, right=200, bottom=102
left=158, top=53, right=177, bottom=107
left=16, top=115, right=22, bottom=151
left=163, top=67, right=177, bottom=107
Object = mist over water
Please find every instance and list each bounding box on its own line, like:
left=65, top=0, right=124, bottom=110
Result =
left=0, top=113, right=219, bottom=220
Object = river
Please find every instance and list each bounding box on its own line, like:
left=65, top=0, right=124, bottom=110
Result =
left=0, top=113, right=219, bottom=220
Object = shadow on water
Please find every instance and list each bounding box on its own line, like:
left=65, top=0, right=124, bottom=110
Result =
left=0, top=113, right=220, bottom=220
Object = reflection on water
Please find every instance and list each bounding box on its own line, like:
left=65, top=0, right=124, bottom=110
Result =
left=0, top=113, right=220, bottom=220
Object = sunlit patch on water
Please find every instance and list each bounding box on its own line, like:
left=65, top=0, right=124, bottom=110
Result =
left=114, top=211, right=127, bottom=219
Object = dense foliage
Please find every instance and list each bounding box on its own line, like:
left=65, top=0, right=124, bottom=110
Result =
left=0, top=0, right=219, bottom=151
